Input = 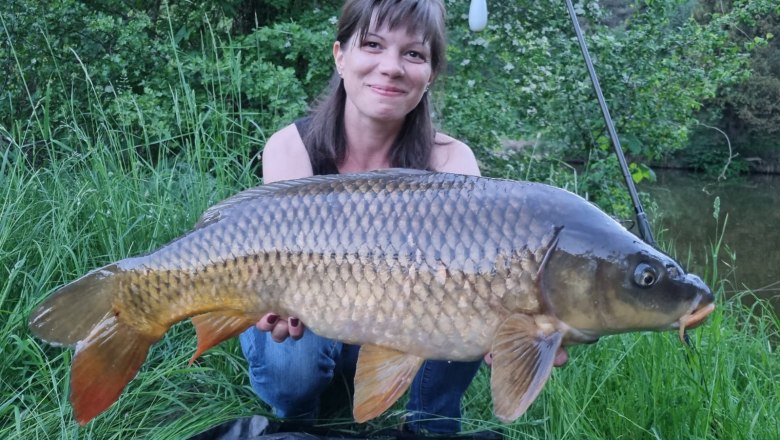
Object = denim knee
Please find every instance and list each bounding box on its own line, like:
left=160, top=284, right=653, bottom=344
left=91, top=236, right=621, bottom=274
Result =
left=239, top=327, right=341, bottom=418
left=404, top=359, right=483, bottom=433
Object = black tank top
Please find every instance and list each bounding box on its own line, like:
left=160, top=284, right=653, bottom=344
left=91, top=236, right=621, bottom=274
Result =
left=294, top=117, right=339, bottom=176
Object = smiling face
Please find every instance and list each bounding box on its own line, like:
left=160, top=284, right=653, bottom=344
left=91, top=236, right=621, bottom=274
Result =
left=334, top=22, right=433, bottom=124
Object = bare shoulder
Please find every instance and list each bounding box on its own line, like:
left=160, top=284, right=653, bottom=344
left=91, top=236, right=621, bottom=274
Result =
left=261, top=123, right=314, bottom=184
left=430, top=132, right=481, bottom=176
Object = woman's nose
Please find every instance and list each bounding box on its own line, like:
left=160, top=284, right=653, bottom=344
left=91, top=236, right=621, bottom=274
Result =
left=378, top=53, right=404, bottom=77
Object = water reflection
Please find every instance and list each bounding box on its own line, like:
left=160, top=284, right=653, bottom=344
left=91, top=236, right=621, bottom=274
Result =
left=641, top=170, right=780, bottom=313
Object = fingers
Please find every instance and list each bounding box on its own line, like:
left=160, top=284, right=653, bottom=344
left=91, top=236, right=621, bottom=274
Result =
left=288, top=318, right=304, bottom=340
left=256, top=313, right=279, bottom=331
left=553, top=347, right=568, bottom=367
left=270, top=320, right=289, bottom=342
left=256, top=313, right=305, bottom=342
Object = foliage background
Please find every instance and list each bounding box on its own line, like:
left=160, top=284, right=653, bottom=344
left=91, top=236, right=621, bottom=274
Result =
left=1, top=0, right=779, bottom=439
left=2, top=0, right=778, bottom=211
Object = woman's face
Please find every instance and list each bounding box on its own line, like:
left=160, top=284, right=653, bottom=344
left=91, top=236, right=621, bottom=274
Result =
left=334, top=21, right=433, bottom=124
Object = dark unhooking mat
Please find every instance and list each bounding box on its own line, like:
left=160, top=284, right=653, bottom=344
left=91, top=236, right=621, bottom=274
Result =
left=186, top=416, right=395, bottom=440
left=186, top=416, right=502, bottom=440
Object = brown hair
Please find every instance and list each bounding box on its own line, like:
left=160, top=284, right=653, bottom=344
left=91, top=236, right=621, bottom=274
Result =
left=303, top=0, right=448, bottom=174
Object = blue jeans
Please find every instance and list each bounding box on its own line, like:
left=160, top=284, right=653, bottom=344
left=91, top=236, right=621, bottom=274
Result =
left=239, top=327, right=482, bottom=433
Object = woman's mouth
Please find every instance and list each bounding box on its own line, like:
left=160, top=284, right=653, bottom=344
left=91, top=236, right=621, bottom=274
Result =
left=369, top=85, right=405, bottom=96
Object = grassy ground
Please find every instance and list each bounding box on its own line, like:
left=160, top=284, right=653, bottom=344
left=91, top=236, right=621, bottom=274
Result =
left=1, top=65, right=779, bottom=440
left=2, top=119, right=779, bottom=440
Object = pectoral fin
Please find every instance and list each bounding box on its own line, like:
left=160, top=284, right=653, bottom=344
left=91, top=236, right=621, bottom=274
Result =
left=189, top=312, right=260, bottom=365
left=353, top=345, right=424, bottom=423
left=490, top=314, right=562, bottom=423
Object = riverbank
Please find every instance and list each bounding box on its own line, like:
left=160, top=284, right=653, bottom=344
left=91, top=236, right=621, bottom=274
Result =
left=642, top=170, right=780, bottom=315
left=658, top=146, right=780, bottom=175
left=501, top=136, right=780, bottom=175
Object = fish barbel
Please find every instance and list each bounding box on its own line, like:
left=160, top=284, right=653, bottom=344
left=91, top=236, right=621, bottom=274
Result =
left=29, top=169, right=715, bottom=425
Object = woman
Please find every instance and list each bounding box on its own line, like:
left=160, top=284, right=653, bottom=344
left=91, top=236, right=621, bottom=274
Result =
left=240, top=0, right=566, bottom=434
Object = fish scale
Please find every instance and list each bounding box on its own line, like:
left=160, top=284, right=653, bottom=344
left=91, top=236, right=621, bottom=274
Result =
left=163, top=174, right=528, bottom=357
left=29, top=169, right=714, bottom=425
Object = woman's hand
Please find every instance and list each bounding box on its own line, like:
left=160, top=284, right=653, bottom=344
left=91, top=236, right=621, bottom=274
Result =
left=256, top=313, right=305, bottom=342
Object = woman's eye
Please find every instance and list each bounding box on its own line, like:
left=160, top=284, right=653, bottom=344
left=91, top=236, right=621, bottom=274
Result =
left=406, top=51, right=427, bottom=62
left=633, top=263, right=658, bottom=288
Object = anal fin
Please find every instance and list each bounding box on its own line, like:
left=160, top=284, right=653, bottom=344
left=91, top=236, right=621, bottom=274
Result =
left=490, top=313, right=562, bottom=423
left=190, top=312, right=261, bottom=365
left=353, top=345, right=424, bottom=423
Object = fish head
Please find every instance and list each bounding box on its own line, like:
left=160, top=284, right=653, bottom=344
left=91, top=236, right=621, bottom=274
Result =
left=542, top=226, right=715, bottom=343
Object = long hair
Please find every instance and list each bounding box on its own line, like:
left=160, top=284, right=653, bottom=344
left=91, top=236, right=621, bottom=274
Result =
left=303, top=0, right=448, bottom=174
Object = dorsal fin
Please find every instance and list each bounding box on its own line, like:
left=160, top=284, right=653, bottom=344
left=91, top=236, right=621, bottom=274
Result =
left=194, top=168, right=432, bottom=229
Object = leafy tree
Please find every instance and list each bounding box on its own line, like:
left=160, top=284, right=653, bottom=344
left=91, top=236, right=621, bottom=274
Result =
left=2, top=0, right=776, bottom=212
left=1, top=0, right=336, bottom=158
left=437, top=0, right=775, bottom=212
left=695, top=0, right=779, bottom=155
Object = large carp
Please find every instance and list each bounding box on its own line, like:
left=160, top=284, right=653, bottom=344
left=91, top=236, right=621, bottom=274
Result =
left=29, top=169, right=714, bottom=425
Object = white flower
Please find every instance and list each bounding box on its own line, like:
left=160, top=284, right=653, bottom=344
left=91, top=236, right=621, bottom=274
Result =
left=467, top=80, right=476, bottom=88
left=329, top=16, right=337, bottom=25
left=461, top=59, right=471, bottom=66
left=503, top=63, right=515, bottom=72
left=469, top=37, right=488, bottom=47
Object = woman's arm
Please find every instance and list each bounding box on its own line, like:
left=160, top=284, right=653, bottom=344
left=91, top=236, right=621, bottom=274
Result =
left=261, top=123, right=314, bottom=184
left=430, top=133, right=481, bottom=176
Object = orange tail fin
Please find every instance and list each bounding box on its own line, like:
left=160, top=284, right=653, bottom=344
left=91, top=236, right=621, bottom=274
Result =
left=29, top=262, right=162, bottom=424
left=71, top=315, right=159, bottom=424
left=29, top=264, right=122, bottom=347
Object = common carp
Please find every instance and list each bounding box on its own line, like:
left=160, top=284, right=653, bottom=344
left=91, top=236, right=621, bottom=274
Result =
left=29, top=169, right=715, bottom=425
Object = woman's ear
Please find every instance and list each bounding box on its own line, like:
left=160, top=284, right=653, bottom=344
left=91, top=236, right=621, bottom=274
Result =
left=333, top=41, right=344, bottom=75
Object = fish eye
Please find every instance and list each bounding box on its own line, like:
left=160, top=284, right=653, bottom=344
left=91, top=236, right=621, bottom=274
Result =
left=633, top=263, right=658, bottom=288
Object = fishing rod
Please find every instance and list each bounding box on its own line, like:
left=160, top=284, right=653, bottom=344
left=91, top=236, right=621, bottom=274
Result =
left=468, top=0, right=657, bottom=248
left=562, top=0, right=656, bottom=247
left=558, top=2, right=707, bottom=355
left=470, top=3, right=706, bottom=384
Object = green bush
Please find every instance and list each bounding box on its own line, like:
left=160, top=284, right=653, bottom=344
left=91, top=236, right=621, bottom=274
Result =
left=438, top=0, right=775, bottom=214
left=1, top=0, right=337, bottom=163
left=2, top=0, right=777, bottom=215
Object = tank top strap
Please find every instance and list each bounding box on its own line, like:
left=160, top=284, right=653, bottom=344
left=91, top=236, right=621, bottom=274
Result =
left=294, top=116, right=339, bottom=176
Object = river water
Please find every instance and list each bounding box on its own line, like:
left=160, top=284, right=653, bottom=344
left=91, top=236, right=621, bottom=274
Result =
left=640, top=170, right=780, bottom=313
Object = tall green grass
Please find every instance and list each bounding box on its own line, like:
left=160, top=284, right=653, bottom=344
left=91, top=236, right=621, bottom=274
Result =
left=2, top=19, right=778, bottom=440
left=0, top=111, right=265, bottom=439
left=3, top=104, right=779, bottom=439
left=1, top=27, right=269, bottom=435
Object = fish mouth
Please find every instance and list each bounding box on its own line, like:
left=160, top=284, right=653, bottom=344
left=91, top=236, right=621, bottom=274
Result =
left=675, top=296, right=716, bottom=344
